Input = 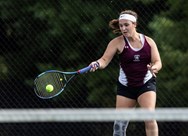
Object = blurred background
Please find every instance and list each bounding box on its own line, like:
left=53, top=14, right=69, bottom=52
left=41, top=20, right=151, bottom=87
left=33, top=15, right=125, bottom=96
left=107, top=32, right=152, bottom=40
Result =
left=0, top=0, right=187, bottom=135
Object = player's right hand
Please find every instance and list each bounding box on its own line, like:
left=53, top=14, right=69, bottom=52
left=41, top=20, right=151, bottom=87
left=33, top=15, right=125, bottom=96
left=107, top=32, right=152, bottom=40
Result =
left=89, top=61, right=100, bottom=72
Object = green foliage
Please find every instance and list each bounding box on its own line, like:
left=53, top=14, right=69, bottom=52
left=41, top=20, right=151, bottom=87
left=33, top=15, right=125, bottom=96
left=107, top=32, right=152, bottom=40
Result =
left=157, top=46, right=188, bottom=107
left=149, top=0, right=188, bottom=107
left=149, top=16, right=188, bottom=52
left=0, top=0, right=187, bottom=108
left=0, top=0, right=187, bottom=135
left=0, top=56, right=8, bottom=79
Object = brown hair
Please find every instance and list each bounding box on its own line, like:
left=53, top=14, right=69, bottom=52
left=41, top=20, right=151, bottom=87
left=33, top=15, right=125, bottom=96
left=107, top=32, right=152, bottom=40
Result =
left=109, top=10, right=138, bottom=34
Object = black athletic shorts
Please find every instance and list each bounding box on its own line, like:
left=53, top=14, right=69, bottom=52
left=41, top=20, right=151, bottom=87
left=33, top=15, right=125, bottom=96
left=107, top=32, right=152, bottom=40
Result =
left=117, top=77, right=156, bottom=100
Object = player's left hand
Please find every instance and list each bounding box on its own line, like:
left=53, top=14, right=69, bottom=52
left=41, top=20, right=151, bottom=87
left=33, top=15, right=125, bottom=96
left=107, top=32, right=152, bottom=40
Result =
left=147, top=63, right=158, bottom=77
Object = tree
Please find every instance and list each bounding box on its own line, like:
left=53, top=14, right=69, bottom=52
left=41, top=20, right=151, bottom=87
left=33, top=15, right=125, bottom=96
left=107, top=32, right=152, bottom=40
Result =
left=149, top=0, right=188, bottom=107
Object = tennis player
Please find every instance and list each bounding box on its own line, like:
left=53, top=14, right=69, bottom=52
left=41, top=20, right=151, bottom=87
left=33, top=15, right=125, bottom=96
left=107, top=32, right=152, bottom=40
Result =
left=90, top=10, right=162, bottom=136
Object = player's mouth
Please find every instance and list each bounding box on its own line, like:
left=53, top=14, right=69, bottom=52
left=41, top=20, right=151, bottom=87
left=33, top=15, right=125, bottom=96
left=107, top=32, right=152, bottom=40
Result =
left=123, top=32, right=128, bottom=35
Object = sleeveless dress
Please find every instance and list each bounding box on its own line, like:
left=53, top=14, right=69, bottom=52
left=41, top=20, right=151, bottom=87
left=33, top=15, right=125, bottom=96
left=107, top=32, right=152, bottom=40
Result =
left=118, top=34, right=153, bottom=87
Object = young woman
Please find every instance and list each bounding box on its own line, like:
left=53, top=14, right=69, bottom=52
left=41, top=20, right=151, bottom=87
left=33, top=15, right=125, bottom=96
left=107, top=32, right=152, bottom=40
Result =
left=90, top=10, right=162, bottom=136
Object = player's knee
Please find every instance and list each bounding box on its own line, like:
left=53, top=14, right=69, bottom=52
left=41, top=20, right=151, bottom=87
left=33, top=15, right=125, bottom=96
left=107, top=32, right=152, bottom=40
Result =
left=145, top=120, right=157, bottom=129
left=113, top=120, right=129, bottom=136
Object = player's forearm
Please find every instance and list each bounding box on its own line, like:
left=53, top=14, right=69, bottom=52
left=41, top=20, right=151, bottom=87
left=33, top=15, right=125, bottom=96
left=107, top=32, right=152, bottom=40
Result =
left=97, top=58, right=110, bottom=69
left=89, top=58, right=108, bottom=72
left=151, top=60, right=162, bottom=73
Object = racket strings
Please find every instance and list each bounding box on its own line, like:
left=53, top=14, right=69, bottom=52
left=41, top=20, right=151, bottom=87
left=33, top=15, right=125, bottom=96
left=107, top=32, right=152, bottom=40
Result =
left=34, top=72, right=66, bottom=98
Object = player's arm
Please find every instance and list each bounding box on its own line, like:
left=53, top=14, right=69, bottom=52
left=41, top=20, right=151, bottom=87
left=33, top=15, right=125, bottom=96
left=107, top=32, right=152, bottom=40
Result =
left=146, top=36, right=162, bottom=75
left=90, top=37, right=121, bottom=71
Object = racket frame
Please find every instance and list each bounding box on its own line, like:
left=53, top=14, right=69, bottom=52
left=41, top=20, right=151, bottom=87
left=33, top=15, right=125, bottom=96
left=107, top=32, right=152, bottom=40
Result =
left=34, top=66, right=92, bottom=99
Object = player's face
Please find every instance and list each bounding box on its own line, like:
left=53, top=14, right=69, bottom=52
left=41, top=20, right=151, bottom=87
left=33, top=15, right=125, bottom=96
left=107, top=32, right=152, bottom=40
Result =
left=119, top=20, right=136, bottom=37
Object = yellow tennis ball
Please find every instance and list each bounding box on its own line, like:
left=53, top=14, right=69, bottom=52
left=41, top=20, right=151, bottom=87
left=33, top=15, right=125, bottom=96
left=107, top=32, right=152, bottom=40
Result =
left=46, top=84, right=54, bottom=92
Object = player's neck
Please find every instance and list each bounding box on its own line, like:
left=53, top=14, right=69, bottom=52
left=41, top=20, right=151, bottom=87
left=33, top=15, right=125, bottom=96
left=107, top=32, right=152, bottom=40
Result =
left=127, top=32, right=140, bottom=42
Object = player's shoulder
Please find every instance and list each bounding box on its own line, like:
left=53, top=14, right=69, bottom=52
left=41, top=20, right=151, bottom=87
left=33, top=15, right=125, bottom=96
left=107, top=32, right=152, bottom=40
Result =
left=145, top=35, right=154, bottom=41
left=107, top=35, right=125, bottom=54
left=144, top=35, right=157, bottom=47
left=109, top=35, right=124, bottom=45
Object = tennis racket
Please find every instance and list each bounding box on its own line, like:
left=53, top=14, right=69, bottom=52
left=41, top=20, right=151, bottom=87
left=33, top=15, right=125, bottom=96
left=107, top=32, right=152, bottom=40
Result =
left=34, top=65, right=92, bottom=99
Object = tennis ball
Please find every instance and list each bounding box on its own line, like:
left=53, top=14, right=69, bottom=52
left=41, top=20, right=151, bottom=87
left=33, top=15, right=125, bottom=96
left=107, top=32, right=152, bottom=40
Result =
left=46, top=84, right=54, bottom=92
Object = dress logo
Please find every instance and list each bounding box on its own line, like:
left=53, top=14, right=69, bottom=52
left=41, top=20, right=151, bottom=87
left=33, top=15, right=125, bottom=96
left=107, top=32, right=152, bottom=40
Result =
left=133, top=55, right=140, bottom=62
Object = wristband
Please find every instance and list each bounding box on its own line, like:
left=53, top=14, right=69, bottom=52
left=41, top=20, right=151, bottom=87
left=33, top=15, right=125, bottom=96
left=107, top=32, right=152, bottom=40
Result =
left=95, top=61, right=100, bottom=68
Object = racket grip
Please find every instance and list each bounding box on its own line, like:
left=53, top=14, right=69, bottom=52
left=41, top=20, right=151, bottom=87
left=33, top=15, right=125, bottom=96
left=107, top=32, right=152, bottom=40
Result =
left=78, top=66, right=92, bottom=74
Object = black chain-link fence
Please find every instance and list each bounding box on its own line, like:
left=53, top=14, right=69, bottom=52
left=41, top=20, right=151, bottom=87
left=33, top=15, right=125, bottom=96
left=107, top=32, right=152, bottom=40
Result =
left=0, top=0, right=188, bottom=135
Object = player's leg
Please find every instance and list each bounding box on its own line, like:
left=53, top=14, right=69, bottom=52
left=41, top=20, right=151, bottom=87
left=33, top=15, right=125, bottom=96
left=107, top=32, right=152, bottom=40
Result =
left=137, top=91, right=158, bottom=136
left=113, top=81, right=137, bottom=136
left=113, top=95, right=137, bottom=136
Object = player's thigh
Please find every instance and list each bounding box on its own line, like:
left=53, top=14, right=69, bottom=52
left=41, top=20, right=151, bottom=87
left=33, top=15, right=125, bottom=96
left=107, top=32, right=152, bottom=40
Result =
left=137, top=91, right=156, bottom=109
left=116, top=95, right=137, bottom=108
